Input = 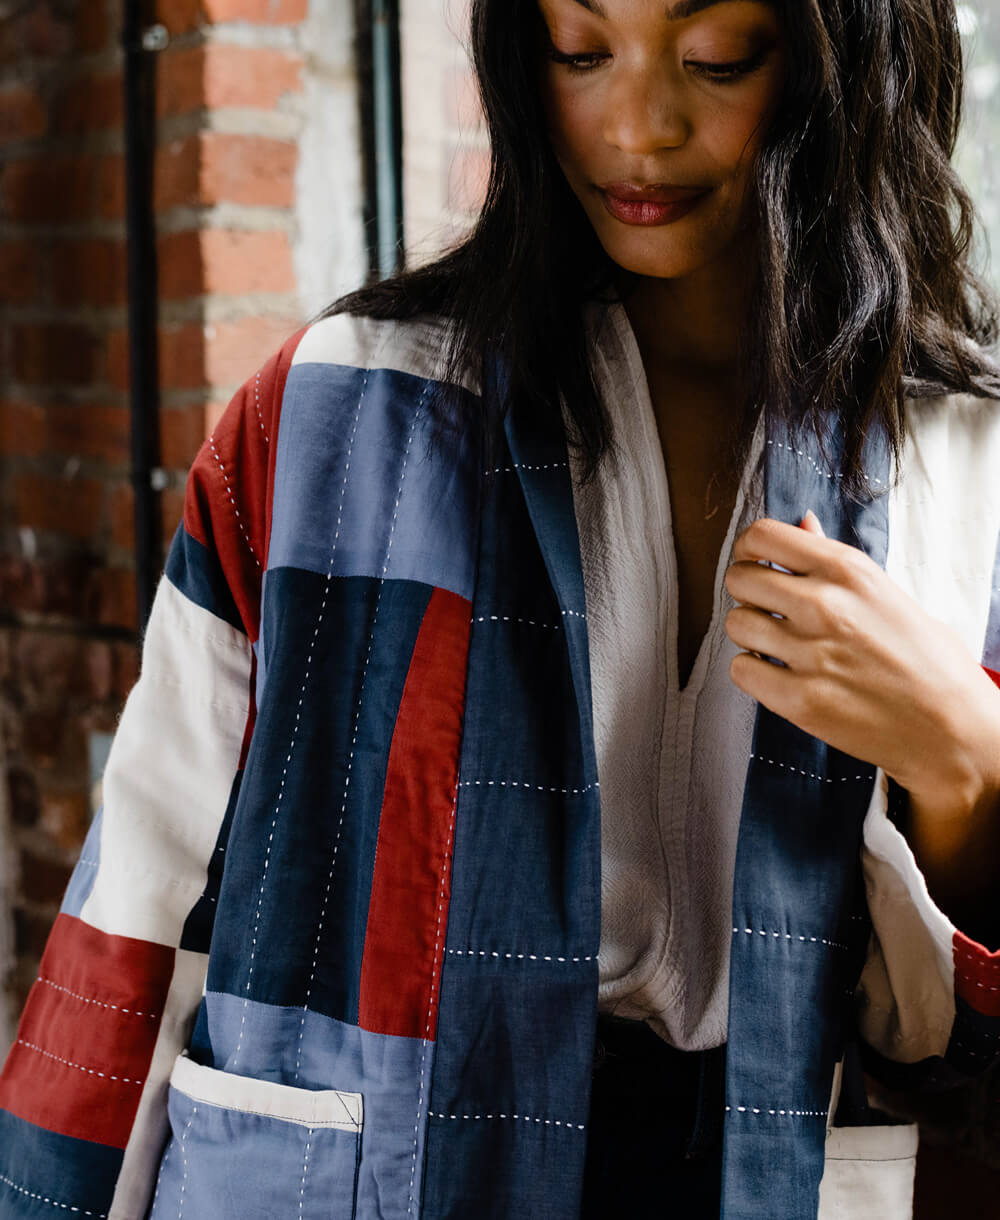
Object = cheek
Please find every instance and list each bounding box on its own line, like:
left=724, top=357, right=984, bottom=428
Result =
left=541, top=80, right=600, bottom=167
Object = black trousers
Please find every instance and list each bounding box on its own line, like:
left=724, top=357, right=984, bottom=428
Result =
left=580, top=1014, right=726, bottom=1219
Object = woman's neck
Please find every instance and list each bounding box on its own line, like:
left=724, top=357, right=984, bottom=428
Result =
left=616, top=247, right=755, bottom=381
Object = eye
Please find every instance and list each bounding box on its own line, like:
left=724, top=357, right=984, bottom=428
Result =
left=687, top=45, right=771, bottom=82
left=545, top=48, right=610, bottom=74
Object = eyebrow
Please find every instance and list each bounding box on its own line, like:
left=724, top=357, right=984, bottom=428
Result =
left=570, top=0, right=765, bottom=18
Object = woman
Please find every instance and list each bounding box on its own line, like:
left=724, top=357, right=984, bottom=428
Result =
left=2, top=0, right=1000, bottom=1217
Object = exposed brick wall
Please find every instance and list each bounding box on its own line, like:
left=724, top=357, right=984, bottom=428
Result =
left=0, top=0, right=308, bottom=1021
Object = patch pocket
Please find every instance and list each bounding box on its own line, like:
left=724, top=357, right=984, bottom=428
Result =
left=817, top=1121, right=918, bottom=1220
left=149, top=1055, right=363, bottom=1220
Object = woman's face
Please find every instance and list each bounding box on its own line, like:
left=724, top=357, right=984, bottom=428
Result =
left=537, top=0, right=786, bottom=282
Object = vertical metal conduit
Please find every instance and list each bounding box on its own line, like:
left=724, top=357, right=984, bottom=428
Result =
left=121, top=2, right=163, bottom=634
left=357, top=0, right=405, bottom=279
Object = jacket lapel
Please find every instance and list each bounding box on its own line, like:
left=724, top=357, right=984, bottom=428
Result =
left=722, top=406, right=891, bottom=1219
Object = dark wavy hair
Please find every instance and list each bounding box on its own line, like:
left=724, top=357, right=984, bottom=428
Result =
left=317, top=0, right=1000, bottom=503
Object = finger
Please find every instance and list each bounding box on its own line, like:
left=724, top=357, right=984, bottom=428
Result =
left=732, top=516, right=835, bottom=574
left=728, top=648, right=806, bottom=716
left=725, top=604, right=804, bottom=666
left=725, top=559, right=814, bottom=621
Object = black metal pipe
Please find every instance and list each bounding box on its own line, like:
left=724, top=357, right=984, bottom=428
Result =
left=121, top=1, right=162, bottom=635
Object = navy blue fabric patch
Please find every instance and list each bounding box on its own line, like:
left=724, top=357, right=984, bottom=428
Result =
left=206, top=569, right=430, bottom=1027
left=165, top=524, right=244, bottom=635
left=181, top=770, right=243, bottom=954
left=0, top=1110, right=122, bottom=1218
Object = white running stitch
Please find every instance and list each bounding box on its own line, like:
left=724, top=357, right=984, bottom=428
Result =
left=253, top=370, right=270, bottom=445
left=233, top=337, right=388, bottom=1070
left=749, top=753, right=871, bottom=784
left=958, top=976, right=1000, bottom=992
left=446, top=949, right=594, bottom=963
left=486, top=462, right=570, bottom=474
left=407, top=775, right=462, bottom=1217
left=176, top=1106, right=196, bottom=1220
left=208, top=436, right=262, bottom=570
left=298, top=1129, right=313, bottom=1219
left=16, top=1038, right=142, bottom=1085
left=294, top=376, right=430, bottom=1082
left=732, top=928, right=849, bottom=952
left=429, top=1111, right=586, bottom=1130
left=0, top=1171, right=107, bottom=1217
left=727, top=1105, right=828, bottom=1117
left=36, top=976, right=159, bottom=1019
left=765, top=440, right=883, bottom=486
left=458, top=779, right=599, bottom=795
left=470, top=615, right=563, bottom=631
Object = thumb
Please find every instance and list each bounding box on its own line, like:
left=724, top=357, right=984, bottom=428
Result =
left=799, top=509, right=825, bottom=536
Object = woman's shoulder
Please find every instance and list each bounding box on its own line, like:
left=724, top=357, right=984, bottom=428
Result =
left=288, top=307, right=481, bottom=398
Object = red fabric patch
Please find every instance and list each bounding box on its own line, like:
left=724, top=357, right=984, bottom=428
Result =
left=358, top=587, right=472, bottom=1040
left=0, top=914, right=175, bottom=1149
left=954, top=928, right=1000, bottom=1018
left=183, top=325, right=307, bottom=642
left=984, top=665, right=1000, bottom=691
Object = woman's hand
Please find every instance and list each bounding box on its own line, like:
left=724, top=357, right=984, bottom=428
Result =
left=723, top=510, right=1000, bottom=904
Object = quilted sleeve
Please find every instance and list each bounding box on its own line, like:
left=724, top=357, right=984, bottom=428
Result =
left=855, top=664, right=1000, bottom=1094
left=0, top=328, right=305, bottom=1220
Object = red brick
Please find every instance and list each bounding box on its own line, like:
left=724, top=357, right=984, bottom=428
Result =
left=87, top=565, right=138, bottom=632
left=10, top=323, right=104, bottom=387
left=16, top=632, right=86, bottom=699
left=50, top=237, right=128, bottom=308
left=0, top=553, right=99, bottom=620
left=8, top=766, right=40, bottom=828
left=154, top=0, right=204, bottom=34
left=107, top=327, right=129, bottom=391
left=95, top=154, right=126, bottom=220
left=0, top=85, right=47, bottom=146
left=109, top=482, right=134, bottom=550
left=155, top=132, right=297, bottom=211
left=0, top=400, right=46, bottom=457
left=21, top=709, right=65, bottom=767
left=159, top=315, right=299, bottom=391
left=13, top=471, right=105, bottom=541
left=159, top=403, right=211, bottom=467
left=20, top=848, right=73, bottom=906
left=19, top=2, right=74, bottom=59
left=14, top=908, right=56, bottom=962
left=38, top=788, right=92, bottom=851
left=74, top=0, right=112, bottom=53
left=446, top=143, right=490, bottom=215
left=1, top=156, right=95, bottom=224
left=157, top=228, right=296, bottom=299
left=0, top=241, right=44, bottom=305
left=112, top=641, right=140, bottom=699
left=160, top=487, right=186, bottom=541
left=52, top=72, right=123, bottom=136
left=0, top=401, right=129, bottom=464
left=157, top=44, right=303, bottom=118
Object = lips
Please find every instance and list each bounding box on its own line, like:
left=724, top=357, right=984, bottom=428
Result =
left=599, top=182, right=709, bottom=204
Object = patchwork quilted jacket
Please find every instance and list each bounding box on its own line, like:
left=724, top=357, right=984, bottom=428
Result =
left=2, top=307, right=1000, bottom=1220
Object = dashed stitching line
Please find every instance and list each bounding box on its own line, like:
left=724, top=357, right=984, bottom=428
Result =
left=297, top=1129, right=313, bottom=1219
left=0, top=1171, right=107, bottom=1217
left=36, top=976, right=159, bottom=1019
left=727, top=1104, right=828, bottom=1117
left=407, top=775, right=462, bottom=1216
left=471, top=615, right=561, bottom=631
left=232, top=340, right=384, bottom=1070
left=208, top=436, right=262, bottom=570
left=749, top=753, right=872, bottom=784
left=253, top=370, right=270, bottom=445
left=486, top=462, right=570, bottom=474
left=765, top=440, right=883, bottom=486
left=458, top=779, right=599, bottom=795
left=176, top=1106, right=196, bottom=1220
left=73, top=858, right=98, bottom=869
left=429, top=1111, right=586, bottom=1130
left=958, top=976, right=1000, bottom=992
left=446, top=949, right=594, bottom=963
left=295, top=380, right=428, bottom=1085
left=16, top=1038, right=142, bottom=1085
left=732, top=927, right=850, bottom=952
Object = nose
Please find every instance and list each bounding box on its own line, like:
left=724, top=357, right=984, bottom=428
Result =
left=602, top=64, right=687, bottom=155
